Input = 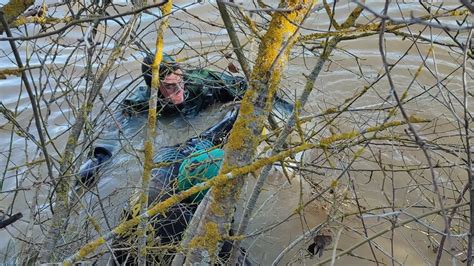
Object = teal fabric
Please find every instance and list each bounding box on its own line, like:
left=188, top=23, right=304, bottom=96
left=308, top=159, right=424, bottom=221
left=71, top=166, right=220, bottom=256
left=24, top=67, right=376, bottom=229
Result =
left=177, top=148, right=225, bottom=203
left=186, top=139, right=214, bottom=153
left=153, top=147, right=185, bottom=163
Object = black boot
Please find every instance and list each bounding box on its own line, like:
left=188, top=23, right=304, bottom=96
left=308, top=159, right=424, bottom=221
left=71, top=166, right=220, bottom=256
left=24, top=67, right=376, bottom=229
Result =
left=78, top=145, right=113, bottom=188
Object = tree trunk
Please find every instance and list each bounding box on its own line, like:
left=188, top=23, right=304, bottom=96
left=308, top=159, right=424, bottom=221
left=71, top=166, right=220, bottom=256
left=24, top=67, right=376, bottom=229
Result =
left=136, top=1, right=173, bottom=264
left=184, top=0, right=315, bottom=263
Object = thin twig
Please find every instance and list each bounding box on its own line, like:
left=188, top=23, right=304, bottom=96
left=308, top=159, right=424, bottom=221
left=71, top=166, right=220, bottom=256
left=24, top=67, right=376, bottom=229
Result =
left=0, top=11, right=55, bottom=184
left=216, top=0, right=252, bottom=80
left=353, top=1, right=473, bottom=31
left=0, top=1, right=168, bottom=42
left=315, top=202, right=469, bottom=265
left=378, top=2, right=452, bottom=264
left=462, top=28, right=473, bottom=266
left=330, top=228, right=343, bottom=266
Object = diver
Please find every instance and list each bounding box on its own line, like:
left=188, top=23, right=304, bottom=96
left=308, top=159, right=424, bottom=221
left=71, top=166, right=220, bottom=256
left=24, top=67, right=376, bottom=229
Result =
left=111, top=107, right=252, bottom=265
left=78, top=52, right=292, bottom=188
left=77, top=53, right=291, bottom=264
left=78, top=53, right=250, bottom=188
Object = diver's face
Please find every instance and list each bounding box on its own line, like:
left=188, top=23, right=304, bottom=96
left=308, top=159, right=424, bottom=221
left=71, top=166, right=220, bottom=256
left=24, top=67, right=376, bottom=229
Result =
left=160, top=69, right=185, bottom=105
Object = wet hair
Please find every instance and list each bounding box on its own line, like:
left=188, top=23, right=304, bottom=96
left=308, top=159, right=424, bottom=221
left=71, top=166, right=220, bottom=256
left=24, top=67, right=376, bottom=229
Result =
left=142, top=53, right=180, bottom=88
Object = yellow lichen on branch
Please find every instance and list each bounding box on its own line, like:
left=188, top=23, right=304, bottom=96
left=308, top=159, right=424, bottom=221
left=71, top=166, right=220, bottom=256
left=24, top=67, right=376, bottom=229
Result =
left=407, top=114, right=430, bottom=123
left=321, top=117, right=431, bottom=148
left=0, top=68, right=21, bottom=79
left=0, top=0, right=35, bottom=31
left=250, top=1, right=308, bottom=106
left=224, top=0, right=314, bottom=170
left=299, top=8, right=465, bottom=43
left=138, top=0, right=172, bottom=210
left=320, top=131, right=358, bottom=147
left=188, top=222, right=222, bottom=258
left=322, top=0, right=340, bottom=29
left=184, top=1, right=319, bottom=261
left=11, top=15, right=71, bottom=28
left=136, top=0, right=173, bottom=263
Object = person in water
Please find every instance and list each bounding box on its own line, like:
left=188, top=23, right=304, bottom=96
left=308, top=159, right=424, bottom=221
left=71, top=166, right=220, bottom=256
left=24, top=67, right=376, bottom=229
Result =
left=78, top=52, right=292, bottom=189
left=78, top=53, right=290, bottom=264
left=78, top=53, right=249, bottom=186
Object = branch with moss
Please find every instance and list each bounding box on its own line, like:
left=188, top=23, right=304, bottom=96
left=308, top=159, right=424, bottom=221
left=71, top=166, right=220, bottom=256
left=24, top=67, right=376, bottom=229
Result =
left=0, top=1, right=168, bottom=42
left=136, top=1, right=173, bottom=264
left=0, top=67, right=22, bottom=79
left=230, top=36, right=339, bottom=263
left=10, top=15, right=72, bottom=28
left=183, top=0, right=317, bottom=263
left=298, top=8, right=470, bottom=43
left=0, top=0, right=35, bottom=32
left=229, top=5, right=368, bottom=261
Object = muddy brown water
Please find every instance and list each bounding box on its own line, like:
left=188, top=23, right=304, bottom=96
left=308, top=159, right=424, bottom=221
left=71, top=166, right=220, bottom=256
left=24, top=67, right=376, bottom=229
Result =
left=0, top=1, right=472, bottom=265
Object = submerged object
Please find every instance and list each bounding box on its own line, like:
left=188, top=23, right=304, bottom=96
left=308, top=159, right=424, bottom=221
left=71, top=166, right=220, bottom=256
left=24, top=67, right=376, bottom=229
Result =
left=307, top=234, right=332, bottom=257
left=198, top=106, right=239, bottom=144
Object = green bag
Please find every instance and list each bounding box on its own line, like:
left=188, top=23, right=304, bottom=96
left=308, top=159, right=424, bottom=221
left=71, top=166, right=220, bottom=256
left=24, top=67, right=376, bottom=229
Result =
left=177, top=148, right=225, bottom=203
